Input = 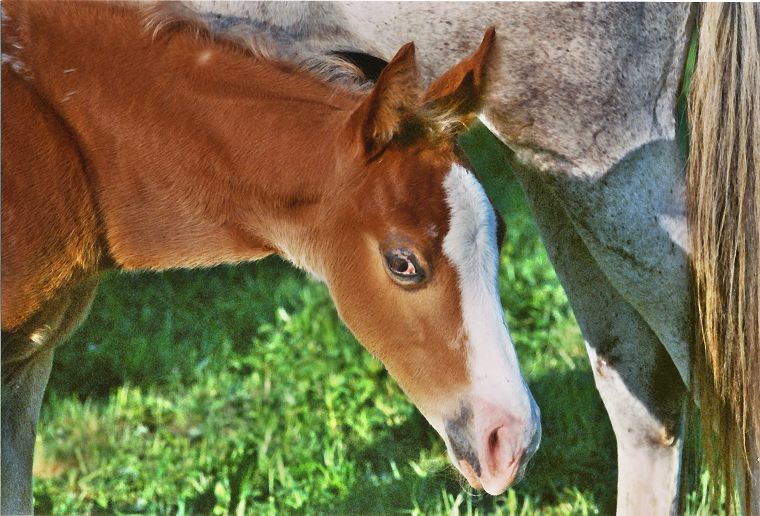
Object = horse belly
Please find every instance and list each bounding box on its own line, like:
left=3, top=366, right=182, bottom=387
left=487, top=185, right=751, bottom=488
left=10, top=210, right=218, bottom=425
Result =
left=1, top=66, right=100, bottom=331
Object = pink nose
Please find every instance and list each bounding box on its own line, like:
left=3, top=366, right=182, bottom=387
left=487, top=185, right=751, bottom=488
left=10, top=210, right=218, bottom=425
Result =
left=445, top=398, right=539, bottom=495
left=476, top=402, right=525, bottom=494
left=479, top=423, right=523, bottom=494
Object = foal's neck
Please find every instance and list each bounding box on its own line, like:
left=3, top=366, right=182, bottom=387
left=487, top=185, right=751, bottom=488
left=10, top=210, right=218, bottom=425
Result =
left=14, top=2, right=363, bottom=273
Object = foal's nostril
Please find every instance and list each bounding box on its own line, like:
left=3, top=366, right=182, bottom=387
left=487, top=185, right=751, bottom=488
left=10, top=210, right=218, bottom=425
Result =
left=487, top=426, right=501, bottom=469
left=485, top=425, right=517, bottom=473
left=488, top=428, right=499, bottom=450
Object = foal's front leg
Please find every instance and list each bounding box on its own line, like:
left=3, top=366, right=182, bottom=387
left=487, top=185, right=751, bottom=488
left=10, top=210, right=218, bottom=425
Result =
left=512, top=167, right=689, bottom=515
left=1, top=347, right=56, bottom=515
left=1, top=279, right=98, bottom=514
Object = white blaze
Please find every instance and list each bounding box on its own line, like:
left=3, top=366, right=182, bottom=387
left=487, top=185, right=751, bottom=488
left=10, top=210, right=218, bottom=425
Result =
left=441, top=164, right=536, bottom=423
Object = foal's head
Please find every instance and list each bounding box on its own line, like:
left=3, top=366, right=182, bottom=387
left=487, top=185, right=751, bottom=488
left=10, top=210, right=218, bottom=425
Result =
left=305, top=29, right=540, bottom=494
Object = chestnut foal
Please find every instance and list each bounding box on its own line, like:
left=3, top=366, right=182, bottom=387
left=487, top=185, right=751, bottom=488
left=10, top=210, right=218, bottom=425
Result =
left=1, top=2, right=540, bottom=512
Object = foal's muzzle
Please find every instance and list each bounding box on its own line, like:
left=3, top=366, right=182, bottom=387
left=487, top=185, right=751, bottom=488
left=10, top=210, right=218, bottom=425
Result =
left=444, top=398, right=541, bottom=495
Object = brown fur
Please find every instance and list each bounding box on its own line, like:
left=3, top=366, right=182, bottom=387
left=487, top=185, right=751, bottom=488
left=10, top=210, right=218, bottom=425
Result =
left=422, top=27, right=497, bottom=136
left=688, top=3, right=760, bottom=512
left=351, top=42, right=421, bottom=159
left=351, top=28, right=497, bottom=160
left=1, top=0, right=495, bottom=419
left=1, top=62, right=102, bottom=329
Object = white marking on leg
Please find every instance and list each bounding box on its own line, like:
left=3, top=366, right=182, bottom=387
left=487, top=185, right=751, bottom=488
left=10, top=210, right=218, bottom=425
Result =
left=584, top=341, right=683, bottom=514
left=657, top=214, right=688, bottom=254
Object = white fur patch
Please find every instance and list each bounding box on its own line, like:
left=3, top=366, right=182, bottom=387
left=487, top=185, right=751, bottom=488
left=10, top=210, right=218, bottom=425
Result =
left=442, top=165, right=535, bottom=420
left=657, top=214, right=688, bottom=255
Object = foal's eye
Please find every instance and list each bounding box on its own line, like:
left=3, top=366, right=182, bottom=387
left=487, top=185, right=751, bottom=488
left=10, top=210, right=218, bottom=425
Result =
left=383, top=248, right=426, bottom=285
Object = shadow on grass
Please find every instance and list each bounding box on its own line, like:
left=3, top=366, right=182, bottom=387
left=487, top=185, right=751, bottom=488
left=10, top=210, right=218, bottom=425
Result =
left=318, top=366, right=617, bottom=515
left=46, top=258, right=306, bottom=399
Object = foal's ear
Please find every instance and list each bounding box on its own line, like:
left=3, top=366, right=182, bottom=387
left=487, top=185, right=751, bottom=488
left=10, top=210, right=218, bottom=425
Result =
left=422, top=27, right=496, bottom=133
left=349, top=42, right=420, bottom=160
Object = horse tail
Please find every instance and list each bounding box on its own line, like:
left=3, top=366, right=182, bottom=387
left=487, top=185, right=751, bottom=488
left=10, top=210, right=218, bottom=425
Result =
left=687, top=3, right=759, bottom=511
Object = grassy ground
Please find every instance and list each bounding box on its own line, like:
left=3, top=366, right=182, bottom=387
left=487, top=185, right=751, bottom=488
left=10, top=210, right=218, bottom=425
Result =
left=36, top=123, right=712, bottom=513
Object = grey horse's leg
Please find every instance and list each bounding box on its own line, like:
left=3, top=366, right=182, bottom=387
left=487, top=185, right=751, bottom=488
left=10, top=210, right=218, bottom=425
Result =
left=1, top=278, right=98, bottom=514
left=509, top=165, right=689, bottom=514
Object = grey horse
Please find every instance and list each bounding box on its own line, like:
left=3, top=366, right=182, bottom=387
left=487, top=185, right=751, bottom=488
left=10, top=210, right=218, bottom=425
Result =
left=192, top=3, right=758, bottom=514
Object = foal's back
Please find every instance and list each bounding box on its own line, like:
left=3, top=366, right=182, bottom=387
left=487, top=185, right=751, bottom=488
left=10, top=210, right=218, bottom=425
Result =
left=0, top=1, right=358, bottom=331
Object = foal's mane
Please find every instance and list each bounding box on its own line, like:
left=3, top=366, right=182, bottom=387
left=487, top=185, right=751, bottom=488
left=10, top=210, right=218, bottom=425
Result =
left=140, top=2, right=372, bottom=90
left=138, top=2, right=481, bottom=150
left=142, top=3, right=278, bottom=62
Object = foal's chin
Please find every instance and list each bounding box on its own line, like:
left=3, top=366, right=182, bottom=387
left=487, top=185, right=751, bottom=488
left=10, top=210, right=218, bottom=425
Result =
left=445, top=439, right=528, bottom=496
left=425, top=397, right=541, bottom=497
left=453, top=453, right=526, bottom=495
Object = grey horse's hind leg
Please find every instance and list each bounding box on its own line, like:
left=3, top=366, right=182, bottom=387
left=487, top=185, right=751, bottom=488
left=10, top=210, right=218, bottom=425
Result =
left=583, top=333, right=686, bottom=516
left=510, top=165, right=688, bottom=515
left=1, top=278, right=98, bottom=514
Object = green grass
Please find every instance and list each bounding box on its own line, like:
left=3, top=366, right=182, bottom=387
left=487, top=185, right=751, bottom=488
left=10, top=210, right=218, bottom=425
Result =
left=34, top=125, right=617, bottom=514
